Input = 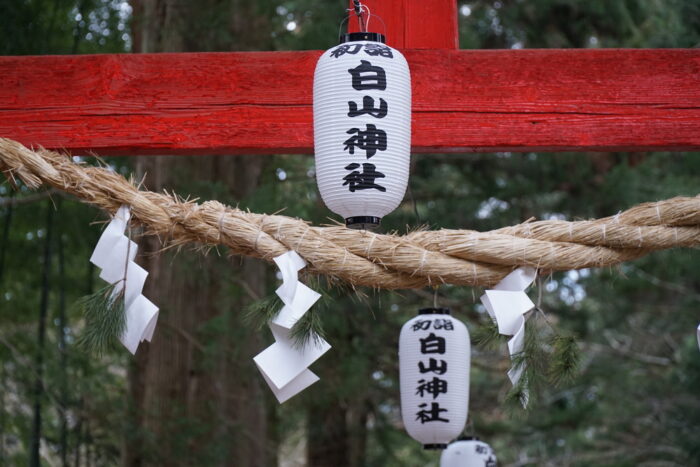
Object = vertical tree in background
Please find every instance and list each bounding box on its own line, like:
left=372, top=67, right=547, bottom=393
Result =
left=125, top=1, right=278, bottom=465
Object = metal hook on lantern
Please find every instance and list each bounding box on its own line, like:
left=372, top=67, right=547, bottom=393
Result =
left=352, top=0, right=368, bottom=32
left=338, top=3, right=387, bottom=45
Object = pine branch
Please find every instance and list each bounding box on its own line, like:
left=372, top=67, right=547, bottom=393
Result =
left=548, top=334, right=580, bottom=386
left=505, top=377, right=531, bottom=412
left=290, top=306, right=326, bottom=350
left=76, top=284, right=126, bottom=355
left=242, top=295, right=281, bottom=331
left=243, top=289, right=327, bottom=348
left=472, top=320, right=505, bottom=350
left=503, top=313, right=582, bottom=408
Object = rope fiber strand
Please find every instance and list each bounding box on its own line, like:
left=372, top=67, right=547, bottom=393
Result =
left=1, top=137, right=699, bottom=289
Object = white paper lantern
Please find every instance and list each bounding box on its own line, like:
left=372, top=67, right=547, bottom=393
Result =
left=440, top=438, right=497, bottom=467
left=399, top=308, right=470, bottom=449
left=313, top=32, right=411, bottom=230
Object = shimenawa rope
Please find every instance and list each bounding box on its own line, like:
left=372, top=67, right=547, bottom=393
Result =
left=1, top=137, right=699, bottom=289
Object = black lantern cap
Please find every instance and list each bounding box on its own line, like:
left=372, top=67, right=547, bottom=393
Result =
left=340, top=32, right=386, bottom=44
left=345, top=216, right=381, bottom=231
left=418, top=307, right=451, bottom=315
left=423, top=443, right=448, bottom=450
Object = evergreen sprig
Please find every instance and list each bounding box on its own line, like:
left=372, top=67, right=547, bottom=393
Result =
left=243, top=295, right=281, bottom=330
left=472, top=320, right=505, bottom=350
left=243, top=293, right=326, bottom=349
left=289, top=306, right=326, bottom=349
left=505, top=377, right=531, bottom=411
left=549, top=334, right=580, bottom=386
left=480, top=309, right=581, bottom=409
left=76, top=284, right=126, bottom=355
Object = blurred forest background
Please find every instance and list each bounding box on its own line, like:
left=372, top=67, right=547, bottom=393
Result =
left=1, top=0, right=699, bottom=466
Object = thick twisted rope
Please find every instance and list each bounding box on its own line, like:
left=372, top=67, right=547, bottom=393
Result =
left=1, top=137, right=699, bottom=289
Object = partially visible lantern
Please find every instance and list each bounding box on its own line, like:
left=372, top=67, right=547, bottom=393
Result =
left=440, top=437, right=497, bottom=467
left=399, top=308, right=470, bottom=449
left=313, top=31, right=411, bottom=230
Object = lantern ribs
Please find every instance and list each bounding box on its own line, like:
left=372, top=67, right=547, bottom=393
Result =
left=1, top=49, right=699, bottom=156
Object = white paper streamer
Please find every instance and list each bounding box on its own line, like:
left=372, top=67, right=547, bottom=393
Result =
left=89, top=206, right=159, bottom=354
left=696, top=323, right=700, bottom=351
left=480, top=267, right=537, bottom=406
left=254, top=251, right=331, bottom=403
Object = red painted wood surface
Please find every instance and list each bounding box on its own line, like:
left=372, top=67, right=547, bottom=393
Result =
left=1, top=49, right=699, bottom=156
left=347, top=0, right=458, bottom=49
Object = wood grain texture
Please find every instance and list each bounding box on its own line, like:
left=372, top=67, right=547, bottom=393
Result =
left=347, top=0, right=459, bottom=49
left=1, top=49, right=699, bottom=156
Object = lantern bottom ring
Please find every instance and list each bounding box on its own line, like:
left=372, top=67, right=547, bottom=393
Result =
left=423, top=444, right=448, bottom=450
left=345, top=216, right=381, bottom=231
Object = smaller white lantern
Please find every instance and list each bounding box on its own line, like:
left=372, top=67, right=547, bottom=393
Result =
left=440, top=437, right=497, bottom=467
left=399, top=308, right=470, bottom=449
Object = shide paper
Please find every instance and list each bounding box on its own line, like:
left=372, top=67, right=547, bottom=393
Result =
left=254, top=251, right=331, bottom=403
left=89, top=205, right=159, bottom=354
left=480, top=267, right=537, bottom=407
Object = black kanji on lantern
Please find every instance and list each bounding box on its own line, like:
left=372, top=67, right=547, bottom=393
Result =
left=433, top=319, right=454, bottom=331
left=343, top=163, right=386, bottom=192
left=364, top=43, right=393, bottom=58
left=415, top=402, right=449, bottom=423
left=344, top=124, right=387, bottom=158
left=419, top=333, right=446, bottom=354
left=416, top=377, right=448, bottom=399
left=411, top=320, right=432, bottom=331
left=418, top=358, right=447, bottom=375
left=348, top=60, right=387, bottom=90
left=329, top=43, right=363, bottom=58
left=347, top=96, right=388, bottom=118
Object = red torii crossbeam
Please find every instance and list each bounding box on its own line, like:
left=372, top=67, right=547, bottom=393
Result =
left=1, top=0, right=699, bottom=156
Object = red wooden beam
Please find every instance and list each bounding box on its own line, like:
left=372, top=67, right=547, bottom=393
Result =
left=347, top=0, right=459, bottom=49
left=1, top=49, right=699, bottom=156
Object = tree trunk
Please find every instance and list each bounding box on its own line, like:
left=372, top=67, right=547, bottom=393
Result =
left=57, top=198, right=69, bottom=466
left=307, top=403, right=349, bottom=467
left=124, top=2, right=274, bottom=465
left=30, top=200, right=53, bottom=467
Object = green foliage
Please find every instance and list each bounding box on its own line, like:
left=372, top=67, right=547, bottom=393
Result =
left=500, top=312, right=581, bottom=410
left=289, top=305, right=326, bottom=349
left=549, top=334, right=580, bottom=386
left=0, top=0, right=132, bottom=55
left=471, top=320, right=504, bottom=350
left=243, top=294, right=281, bottom=330
left=75, top=284, right=126, bottom=355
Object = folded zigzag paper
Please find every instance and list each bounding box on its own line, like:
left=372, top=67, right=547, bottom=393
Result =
left=254, top=251, right=331, bottom=403
left=89, top=205, right=159, bottom=354
left=480, top=267, right=537, bottom=407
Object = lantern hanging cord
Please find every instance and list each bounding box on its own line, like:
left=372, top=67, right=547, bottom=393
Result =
left=351, top=0, right=370, bottom=32
left=2, top=138, right=700, bottom=290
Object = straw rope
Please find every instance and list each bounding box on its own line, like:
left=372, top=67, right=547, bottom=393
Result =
left=1, top=137, right=699, bottom=289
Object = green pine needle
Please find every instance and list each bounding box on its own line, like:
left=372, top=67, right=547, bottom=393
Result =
left=243, top=295, right=281, bottom=330
left=76, top=284, right=126, bottom=355
left=290, top=307, right=326, bottom=350
left=472, top=320, right=504, bottom=350
left=504, top=314, right=582, bottom=408
left=243, top=293, right=326, bottom=348
left=548, top=334, right=580, bottom=386
left=505, top=378, right=531, bottom=412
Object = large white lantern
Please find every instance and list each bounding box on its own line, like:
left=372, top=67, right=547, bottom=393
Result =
left=313, top=32, right=411, bottom=230
left=399, top=308, right=470, bottom=449
left=440, top=437, right=497, bottom=467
